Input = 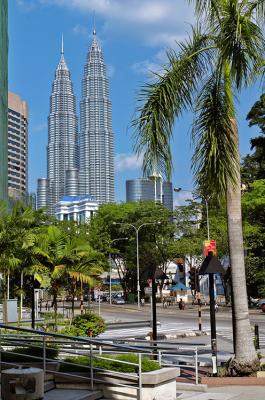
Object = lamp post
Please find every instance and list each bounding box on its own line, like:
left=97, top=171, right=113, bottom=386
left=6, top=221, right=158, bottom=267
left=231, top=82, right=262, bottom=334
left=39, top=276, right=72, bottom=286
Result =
left=113, top=221, right=161, bottom=309
left=109, top=237, right=128, bottom=304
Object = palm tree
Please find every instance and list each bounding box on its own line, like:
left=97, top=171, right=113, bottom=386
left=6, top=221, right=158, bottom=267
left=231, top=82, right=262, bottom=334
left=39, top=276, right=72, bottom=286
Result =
left=133, top=0, right=265, bottom=373
left=0, top=202, right=48, bottom=324
left=37, top=226, right=103, bottom=329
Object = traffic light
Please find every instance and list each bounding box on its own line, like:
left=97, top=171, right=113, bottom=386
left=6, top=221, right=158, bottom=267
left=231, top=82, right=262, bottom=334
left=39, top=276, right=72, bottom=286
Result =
left=189, top=268, right=196, bottom=290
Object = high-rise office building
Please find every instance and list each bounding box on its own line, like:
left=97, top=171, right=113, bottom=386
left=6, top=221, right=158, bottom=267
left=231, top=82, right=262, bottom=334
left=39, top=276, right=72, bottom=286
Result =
left=79, top=29, right=114, bottom=204
left=7, top=92, right=28, bottom=201
left=126, top=177, right=173, bottom=211
left=0, top=0, right=8, bottom=203
left=37, top=40, right=79, bottom=213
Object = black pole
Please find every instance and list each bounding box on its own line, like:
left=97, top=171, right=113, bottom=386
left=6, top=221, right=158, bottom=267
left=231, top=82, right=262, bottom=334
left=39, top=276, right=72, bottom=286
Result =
left=196, top=271, right=202, bottom=331
left=152, top=277, right=157, bottom=342
left=209, top=273, right=217, bottom=376
left=254, top=324, right=260, bottom=350
left=231, top=279, right=236, bottom=355
left=31, top=278, right=35, bottom=330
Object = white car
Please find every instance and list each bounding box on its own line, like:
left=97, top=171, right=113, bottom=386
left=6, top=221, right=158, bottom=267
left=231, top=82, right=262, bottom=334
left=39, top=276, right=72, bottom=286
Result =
left=113, top=297, right=125, bottom=305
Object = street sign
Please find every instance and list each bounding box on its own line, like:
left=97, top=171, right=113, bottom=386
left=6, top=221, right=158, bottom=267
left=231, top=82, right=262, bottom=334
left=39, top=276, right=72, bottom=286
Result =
left=144, top=287, right=152, bottom=295
left=203, top=240, right=216, bottom=257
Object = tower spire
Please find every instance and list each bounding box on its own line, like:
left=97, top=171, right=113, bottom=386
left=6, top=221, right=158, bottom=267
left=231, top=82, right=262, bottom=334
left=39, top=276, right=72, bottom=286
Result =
left=93, top=11, right=96, bottom=35
left=61, top=33, right=64, bottom=55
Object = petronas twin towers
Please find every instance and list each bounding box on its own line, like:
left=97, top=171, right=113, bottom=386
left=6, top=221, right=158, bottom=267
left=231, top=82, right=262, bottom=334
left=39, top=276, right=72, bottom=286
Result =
left=37, top=30, right=114, bottom=213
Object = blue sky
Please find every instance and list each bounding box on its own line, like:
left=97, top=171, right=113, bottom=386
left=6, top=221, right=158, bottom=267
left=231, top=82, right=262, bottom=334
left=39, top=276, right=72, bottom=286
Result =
left=9, top=0, right=261, bottom=204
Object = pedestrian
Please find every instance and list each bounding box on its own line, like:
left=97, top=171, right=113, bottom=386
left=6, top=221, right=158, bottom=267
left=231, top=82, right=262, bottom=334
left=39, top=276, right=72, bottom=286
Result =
left=215, top=302, right=219, bottom=312
left=141, top=297, right=145, bottom=307
left=179, top=298, right=185, bottom=310
left=163, top=297, right=168, bottom=309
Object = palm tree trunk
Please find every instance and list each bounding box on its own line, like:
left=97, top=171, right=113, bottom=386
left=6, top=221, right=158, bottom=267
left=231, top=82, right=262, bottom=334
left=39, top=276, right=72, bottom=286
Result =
left=53, top=292, right=58, bottom=332
left=80, top=281, right=84, bottom=315
left=226, top=123, right=258, bottom=374
left=3, top=274, right=8, bottom=324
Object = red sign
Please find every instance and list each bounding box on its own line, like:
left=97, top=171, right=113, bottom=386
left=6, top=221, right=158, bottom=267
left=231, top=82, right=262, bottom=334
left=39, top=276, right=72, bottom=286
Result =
left=203, top=240, right=216, bottom=257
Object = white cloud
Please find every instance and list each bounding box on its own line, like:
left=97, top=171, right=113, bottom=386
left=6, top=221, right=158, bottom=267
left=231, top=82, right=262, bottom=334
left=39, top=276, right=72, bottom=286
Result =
left=107, top=64, right=115, bottom=78
left=73, top=24, right=89, bottom=36
left=38, top=0, right=194, bottom=47
left=16, top=0, right=35, bottom=11
left=131, top=49, right=167, bottom=76
left=173, top=191, right=193, bottom=207
left=115, top=153, right=143, bottom=172
left=30, top=122, right=47, bottom=133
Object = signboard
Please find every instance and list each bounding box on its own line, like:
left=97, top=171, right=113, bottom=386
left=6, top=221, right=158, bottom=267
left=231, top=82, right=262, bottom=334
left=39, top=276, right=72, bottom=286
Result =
left=144, top=287, right=152, bottom=296
left=203, top=240, right=216, bottom=257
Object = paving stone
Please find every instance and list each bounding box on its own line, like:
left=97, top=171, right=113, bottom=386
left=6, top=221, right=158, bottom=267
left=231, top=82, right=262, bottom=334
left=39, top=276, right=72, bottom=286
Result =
left=44, top=389, right=102, bottom=400
left=175, top=392, right=241, bottom=400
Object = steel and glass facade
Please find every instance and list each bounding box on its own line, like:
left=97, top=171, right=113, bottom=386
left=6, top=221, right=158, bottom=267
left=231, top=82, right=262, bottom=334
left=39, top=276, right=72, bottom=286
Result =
left=79, top=30, right=114, bottom=204
left=47, top=48, right=79, bottom=213
left=37, top=46, right=79, bottom=213
left=0, top=0, right=8, bottom=202
left=8, top=92, right=28, bottom=201
left=126, top=178, right=173, bottom=211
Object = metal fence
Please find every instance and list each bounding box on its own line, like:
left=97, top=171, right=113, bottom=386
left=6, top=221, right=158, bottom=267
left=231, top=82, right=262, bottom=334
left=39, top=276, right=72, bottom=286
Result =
left=0, top=324, right=200, bottom=400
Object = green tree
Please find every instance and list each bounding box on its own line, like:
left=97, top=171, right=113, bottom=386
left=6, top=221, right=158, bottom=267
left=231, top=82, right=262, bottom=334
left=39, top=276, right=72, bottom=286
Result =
left=242, top=179, right=265, bottom=298
left=242, top=94, right=265, bottom=183
left=89, top=201, right=175, bottom=297
left=0, top=202, right=49, bottom=323
left=133, top=0, right=263, bottom=372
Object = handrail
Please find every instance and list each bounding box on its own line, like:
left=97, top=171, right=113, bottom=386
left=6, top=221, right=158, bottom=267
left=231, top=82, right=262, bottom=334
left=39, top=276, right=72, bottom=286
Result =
left=0, top=323, right=200, bottom=392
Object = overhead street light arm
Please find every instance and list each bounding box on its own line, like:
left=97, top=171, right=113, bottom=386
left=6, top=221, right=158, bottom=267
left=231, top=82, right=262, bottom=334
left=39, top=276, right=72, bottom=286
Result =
left=112, top=220, right=161, bottom=309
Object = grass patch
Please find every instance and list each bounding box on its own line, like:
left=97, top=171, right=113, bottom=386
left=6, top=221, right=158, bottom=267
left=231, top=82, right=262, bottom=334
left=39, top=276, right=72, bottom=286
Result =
left=60, top=354, right=161, bottom=373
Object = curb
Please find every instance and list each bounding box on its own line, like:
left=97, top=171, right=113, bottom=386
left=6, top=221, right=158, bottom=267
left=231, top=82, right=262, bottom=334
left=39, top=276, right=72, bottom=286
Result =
left=143, top=331, right=209, bottom=340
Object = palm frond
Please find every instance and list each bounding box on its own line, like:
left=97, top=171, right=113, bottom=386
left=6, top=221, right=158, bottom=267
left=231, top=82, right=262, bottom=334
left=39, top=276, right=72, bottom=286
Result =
left=188, top=0, right=222, bottom=21
left=249, top=0, right=265, bottom=21
left=192, top=70, right=238, bottom=199
left=218, top=0, right=264, bottom=88
left=133, top=25, right=215, bottom=179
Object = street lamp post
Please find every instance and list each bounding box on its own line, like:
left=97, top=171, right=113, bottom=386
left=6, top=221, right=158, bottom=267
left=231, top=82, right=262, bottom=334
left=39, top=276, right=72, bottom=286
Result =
left=109, top=237, right=128, bottom=304
left=113, top=221, right=161, bottom=309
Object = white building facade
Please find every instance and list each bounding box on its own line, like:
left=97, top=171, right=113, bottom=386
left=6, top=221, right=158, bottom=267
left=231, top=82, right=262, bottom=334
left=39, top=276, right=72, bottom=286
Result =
left=55, top=195, right=98, bottom=223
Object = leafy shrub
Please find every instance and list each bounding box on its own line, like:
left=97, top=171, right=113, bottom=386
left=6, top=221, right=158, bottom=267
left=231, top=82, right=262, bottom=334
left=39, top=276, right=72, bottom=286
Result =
left=60, top=354, right=160, bottom=373
left=2, top=345, right=59, bottom=363
left=61, top=313, right=105, bottom=337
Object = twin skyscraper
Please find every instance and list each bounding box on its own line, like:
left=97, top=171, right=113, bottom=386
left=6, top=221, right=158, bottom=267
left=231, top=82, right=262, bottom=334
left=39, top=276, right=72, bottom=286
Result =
left=37, top=30, right=115, bottom=214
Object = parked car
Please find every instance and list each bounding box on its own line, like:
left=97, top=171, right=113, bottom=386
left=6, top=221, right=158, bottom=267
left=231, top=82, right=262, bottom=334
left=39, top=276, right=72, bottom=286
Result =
left=258, top=299, right=265, bottom=308
left=257, top=299, right=265, bottom=312
left=112, top=296, right=125, bottom=305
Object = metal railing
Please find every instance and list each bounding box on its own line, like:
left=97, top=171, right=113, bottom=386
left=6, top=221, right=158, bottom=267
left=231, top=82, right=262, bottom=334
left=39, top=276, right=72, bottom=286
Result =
left=0, top=324, right=200, bottom=400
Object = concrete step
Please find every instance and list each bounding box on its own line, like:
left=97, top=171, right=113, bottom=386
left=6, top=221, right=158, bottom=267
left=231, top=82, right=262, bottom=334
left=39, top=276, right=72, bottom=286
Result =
left=176, top=392, right=241, bottom=400
left=44, top=380, right=55, bottom=392
left=44, top=389, right=103, bottom=400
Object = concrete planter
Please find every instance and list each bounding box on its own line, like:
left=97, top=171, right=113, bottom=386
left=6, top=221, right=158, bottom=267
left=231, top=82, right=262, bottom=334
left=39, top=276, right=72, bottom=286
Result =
left=55, top=367, right=180, bottom=400
left=96, top=367, right=180, bottom=400
left=257, top=370, right=265, bottom=378
left=0, top=362, right=59, bottom=373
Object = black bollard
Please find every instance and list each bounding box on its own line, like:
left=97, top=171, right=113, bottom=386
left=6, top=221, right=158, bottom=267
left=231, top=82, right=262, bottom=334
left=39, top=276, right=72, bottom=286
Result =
left=254, top=324, right=260, bottom=350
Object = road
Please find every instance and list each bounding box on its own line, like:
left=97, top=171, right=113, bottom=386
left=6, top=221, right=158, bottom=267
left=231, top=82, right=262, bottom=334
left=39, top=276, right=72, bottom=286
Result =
left=94, top=302, right=265, bottom=351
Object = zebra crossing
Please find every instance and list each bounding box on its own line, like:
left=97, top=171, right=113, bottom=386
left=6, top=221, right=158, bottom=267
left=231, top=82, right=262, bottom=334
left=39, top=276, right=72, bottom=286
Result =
left=98, top=323, right=265, bottom=348
left=216, top=327, right=265, bottom=347
left=98, top=322, right=195, bottom=339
